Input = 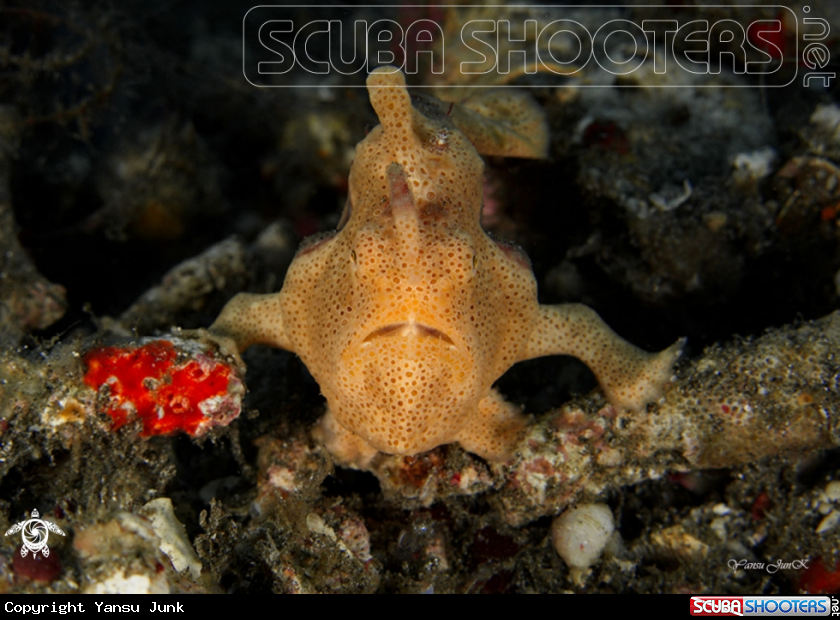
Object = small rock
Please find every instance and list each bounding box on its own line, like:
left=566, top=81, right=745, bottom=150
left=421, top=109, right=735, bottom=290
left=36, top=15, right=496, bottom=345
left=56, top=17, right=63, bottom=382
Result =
left=551, top=503, right=615, bottom=584
left=141, top=498, right=202, bottom=580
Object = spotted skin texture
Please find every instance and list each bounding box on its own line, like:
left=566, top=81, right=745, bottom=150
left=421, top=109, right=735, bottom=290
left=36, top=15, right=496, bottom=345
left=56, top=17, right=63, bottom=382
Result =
left=209, top=67, right=683, bottom=466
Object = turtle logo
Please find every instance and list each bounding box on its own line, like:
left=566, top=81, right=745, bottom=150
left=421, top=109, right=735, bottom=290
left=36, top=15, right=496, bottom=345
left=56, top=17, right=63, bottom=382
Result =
left=4, top=509, right=65, bottom=558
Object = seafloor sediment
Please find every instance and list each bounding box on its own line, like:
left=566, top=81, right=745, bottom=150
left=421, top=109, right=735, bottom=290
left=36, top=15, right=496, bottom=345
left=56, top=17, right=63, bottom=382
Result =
left=0, top=1, right=838, bottom=594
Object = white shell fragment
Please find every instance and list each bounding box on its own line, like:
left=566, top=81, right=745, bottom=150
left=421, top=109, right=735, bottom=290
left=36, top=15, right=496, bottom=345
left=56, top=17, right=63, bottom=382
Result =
left=815, top=480, right=840, bottom=535
left=816, top=511, right=840, bottom=535
left=551, top=503, right=615, bottom=573
left=141, top=498, right=203, bottom=580
left=825, top=481, right=840, bottom=503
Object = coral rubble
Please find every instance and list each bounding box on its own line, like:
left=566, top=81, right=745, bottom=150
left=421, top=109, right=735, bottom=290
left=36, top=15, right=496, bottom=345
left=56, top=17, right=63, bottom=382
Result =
left=0, top=0, right=838, bottom=595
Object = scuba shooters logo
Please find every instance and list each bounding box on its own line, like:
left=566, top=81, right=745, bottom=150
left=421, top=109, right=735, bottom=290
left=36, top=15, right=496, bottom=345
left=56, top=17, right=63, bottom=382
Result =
left=690, top=596, right=837, bottom=616
left=242, top=4, right=833, bottom=88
